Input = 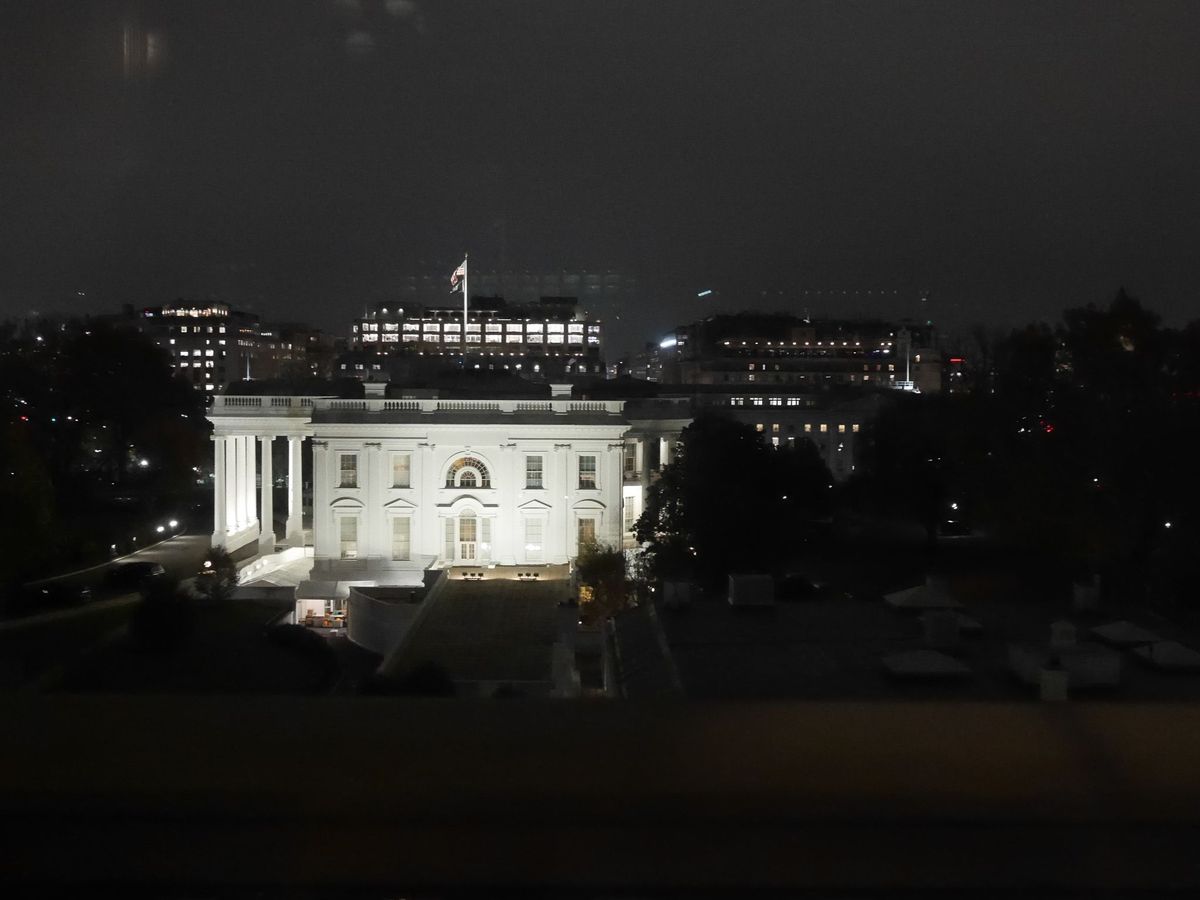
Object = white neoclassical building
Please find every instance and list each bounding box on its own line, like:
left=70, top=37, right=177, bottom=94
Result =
left=207, top=388, right=630, bottom=608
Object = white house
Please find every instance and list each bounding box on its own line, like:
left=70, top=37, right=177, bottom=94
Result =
left=207, top=389, right=630, bottom=613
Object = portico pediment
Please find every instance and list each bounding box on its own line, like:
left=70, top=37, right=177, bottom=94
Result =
left=382, top=497, right=419, bottom=510
left=517, top=498, right=554, bottom=511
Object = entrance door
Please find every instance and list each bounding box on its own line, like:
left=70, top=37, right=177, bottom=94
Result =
left=458, top=512, right=477, bottom=562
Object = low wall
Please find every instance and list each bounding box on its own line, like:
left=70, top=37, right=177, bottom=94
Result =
left=347, top=583, right=432, bottom=656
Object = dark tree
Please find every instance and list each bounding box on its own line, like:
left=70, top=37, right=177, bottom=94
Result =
left=636, top=413, right=832, bottom=586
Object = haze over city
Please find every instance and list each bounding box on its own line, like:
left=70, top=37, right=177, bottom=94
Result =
left=4, top=1, right=1200, bottom=352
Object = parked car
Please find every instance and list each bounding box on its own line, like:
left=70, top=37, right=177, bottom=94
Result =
left=105, top=561, right=167, bottom=591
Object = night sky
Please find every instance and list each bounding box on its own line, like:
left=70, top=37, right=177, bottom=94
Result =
left=3, top=1, right=1199, bottom=353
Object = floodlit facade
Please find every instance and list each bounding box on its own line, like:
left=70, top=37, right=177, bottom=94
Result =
left=207, top=390, right=629, bottom=606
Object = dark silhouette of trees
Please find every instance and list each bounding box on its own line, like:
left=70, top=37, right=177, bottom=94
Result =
left=637, top=413, right=832, bottom=586
left=857, top=288, right=1200, bottom=609
left=0, top=318, right=208, bottom=586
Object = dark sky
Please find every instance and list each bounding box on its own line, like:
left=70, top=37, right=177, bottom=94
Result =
left=3, top=1, right=1199, bottom=353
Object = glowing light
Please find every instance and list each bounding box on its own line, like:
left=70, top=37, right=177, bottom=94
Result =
left=659, top=337, right=678, bottom=349
left=169, top=519, right=178, bottom=528
left=139, top=458, right=149, bottom=468
left=697, top=289, right=713, bottom=297
left=1165, top=521, right=1173, bottom=529
left=156, top=525, right=165, bottom=533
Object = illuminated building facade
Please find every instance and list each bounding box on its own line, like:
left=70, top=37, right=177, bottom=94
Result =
left=349, top=296, right=605, bottom=377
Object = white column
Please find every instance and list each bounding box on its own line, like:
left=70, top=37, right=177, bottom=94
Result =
left=311, top=440, right=329, bottom=560
left=226, top=435, right=239, bottom=531
left=606, top=442, right=623, bottom=548
left=245, top=434, right=258, bottom=532
left=285, top=436, right=304, bottom=545
left=258, top=435, right=275, bottom=555
left=499, top=443, right=517, bottom=565
left=555, top=443, right=571, bottom=563
left=212, top=435, right=227, bottom=548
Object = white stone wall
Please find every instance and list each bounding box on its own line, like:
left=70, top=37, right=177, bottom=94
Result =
left=309, top=421, right=628, bottom=582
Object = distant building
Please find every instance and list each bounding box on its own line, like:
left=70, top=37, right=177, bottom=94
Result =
left=348, top=295, right=605, bottom=379
left=657, top=314, right=943, bottom=394
left=134, top=303, right=335, bottom=401
left=609, top=342, right=663, bottom=382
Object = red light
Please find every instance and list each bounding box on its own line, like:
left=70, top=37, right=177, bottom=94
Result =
left=1042, top=421, right=1055, bottom=434
left=949, top=357, right=964, bottom=364
left=19, top=415, right=28, bottom=422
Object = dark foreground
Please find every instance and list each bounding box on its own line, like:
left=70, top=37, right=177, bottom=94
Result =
left=3, top=696, right=1200, bottom=897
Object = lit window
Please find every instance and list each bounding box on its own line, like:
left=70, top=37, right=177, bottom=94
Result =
left=339, top=454, right=358, bottom=488
left=787, top=397, right=800, bottom=406
left=820, top=424, right=828, bottom=433
left=756, top=423, right=764, bottom=432
left=769, top=397, right=782, bottom=406
left=772, top=423, right=780, bottom=433
left=339, top=517, right=358, bottom=559
left=446, top=456, right=490, bottom=489
left=577, top=517, right=597, bottom=547
left=838, top=424, right=846, bottom=433
left=391, top=517, right=410, bottom=561
left=525, top=518, right=544, bottom=562
left=730, top=397, right=744, bottom=406
left=392, top=454, right=411, bottom=488
left=804, top=424, right=813, bottom=433
left=578, top=455, right=597, bottom=490
left=751, top=397, right=763, bottom=406
left=525, top=455, right=543, bottom=489
left=852, top=424, right=860, bottom=433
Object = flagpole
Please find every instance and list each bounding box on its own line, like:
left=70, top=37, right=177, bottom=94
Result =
left=462, top=252, right=469, bottom=364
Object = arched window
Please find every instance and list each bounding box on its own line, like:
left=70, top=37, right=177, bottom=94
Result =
left=445, top=456, right=491, bottom=489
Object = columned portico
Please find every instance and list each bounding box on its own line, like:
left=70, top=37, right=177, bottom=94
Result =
left=208, top=396, right=317, bottom=553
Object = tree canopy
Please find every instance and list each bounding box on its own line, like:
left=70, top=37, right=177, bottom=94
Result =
left=636, top=413, right=832, bottom=586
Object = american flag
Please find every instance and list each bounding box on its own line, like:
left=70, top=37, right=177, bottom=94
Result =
left=450, top=259, right=467, bottom=289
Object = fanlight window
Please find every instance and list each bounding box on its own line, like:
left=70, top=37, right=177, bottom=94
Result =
left=446, top=456, right=491, bottom=489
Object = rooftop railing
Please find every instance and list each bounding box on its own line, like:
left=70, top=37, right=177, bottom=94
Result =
left=210, top=396, right=624, bottom=416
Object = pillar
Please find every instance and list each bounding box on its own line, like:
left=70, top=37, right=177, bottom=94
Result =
left=285, top=435, right=305, bottom=545
left=555, top=443, right=571, bottom=563
left=225, top=434, right=238, bottom=532
left=606, top=442, right=623, bottom=548
left=245, top=434, right=258, bottom=532
left=258, top=435, right=275, bottom=555
left=499, top=443, right=517, bottom=565
left=212, top=434, right=227, bottom=548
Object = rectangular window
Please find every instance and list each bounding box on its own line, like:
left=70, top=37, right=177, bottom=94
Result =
left=444, top=518, right=454, bottom=560
left=525, top=455, right=543, bottom=489
left=577, top=517, right=597, bottom=547
left=787, top=397, right=800, bottom=406
left=339, top=517, right=358, bottom=559
left=339, top=454, right=358, bottom=488
left=391, top=517, right=410, bottom=561
left=769, top=397, right=782, bottom=406
left=392, top=453, right=411, bottom=488
left=838, top=424, right=847, bottom=433
left=852, top=423, right=860, bottom=433
left=751, top=397, right=763, bottom=406
left=820, top=424, right=828, bottom=433
left=578, top=455, right=597, bottom=490
left=623, top=443, right=637, bottom=477
left=623, top=496, right=639, bottom=532
left=525, top=518, right=543, bottom=563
